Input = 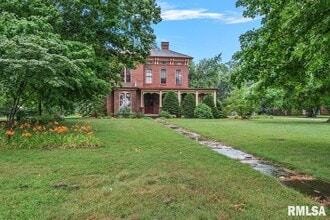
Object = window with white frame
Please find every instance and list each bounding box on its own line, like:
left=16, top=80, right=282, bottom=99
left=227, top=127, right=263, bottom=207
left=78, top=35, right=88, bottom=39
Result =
left=121, top=68, right=131, bottom=83
left=119, top=92, right=131, bottom=111
left=176, top=69, right=182, bottom=85
left=146, top=69, right=152, bottom=84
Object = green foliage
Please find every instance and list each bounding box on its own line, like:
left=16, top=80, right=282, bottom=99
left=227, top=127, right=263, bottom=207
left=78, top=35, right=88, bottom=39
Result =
left=194, top=103, right=214, bottom=119
left=181, top=94, right=196, bottom=118
left=0, top=0, right=162, bottom=127
left=79, top=95, right=107, bottom=118
left=202, top=95, right=225, bottom=119
left=135, top=112, right=144, bottom=119
left=202, top=94, right=215, bottom=108
left=162, top=91, right=180, bottom=117
left=159, top=110, right=172, bottom=119
left=216, top=100, right=223, bottom=111
left=189, top=54, right=227, bottom=88
left=217, top=71, right=233, bottom=101
left=115, top=107, right=132, bottom=118
left=224, top=86, right=260, bottom=118
left=0, top=120, right=100, bottom=149
left=233, top=0, right=330, bottom=115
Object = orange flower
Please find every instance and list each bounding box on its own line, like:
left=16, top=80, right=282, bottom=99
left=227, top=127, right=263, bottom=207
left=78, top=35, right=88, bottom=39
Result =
left=21, top=131, right=32, bottom=137
left=54, top=126, right=68, bottom=134
left=80, top=126, right=88, bottom=131
left=86, top=131, right=93, bottom=136
left=19, top=123, right=31, bottom=129
left=5, top=129, right=15, bottom=136
left=33, top=125, right=43, bottom=131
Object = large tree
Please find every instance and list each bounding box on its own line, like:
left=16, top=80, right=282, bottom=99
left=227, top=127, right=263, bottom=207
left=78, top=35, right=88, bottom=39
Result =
left=0, top=0, right=161, bottom=126
left=0, top=12, right=98, bottom=128
left=189, top=54, right=227, bottom=88
left=232, top=0, right=330, bottom=117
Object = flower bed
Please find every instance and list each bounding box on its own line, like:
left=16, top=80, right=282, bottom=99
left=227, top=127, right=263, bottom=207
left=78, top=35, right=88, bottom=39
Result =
left=0, top=120, right=101, bottom=149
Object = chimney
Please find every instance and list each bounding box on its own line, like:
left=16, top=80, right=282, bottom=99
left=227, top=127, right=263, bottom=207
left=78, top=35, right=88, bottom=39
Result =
left=161, top=42, right=169, bottom=50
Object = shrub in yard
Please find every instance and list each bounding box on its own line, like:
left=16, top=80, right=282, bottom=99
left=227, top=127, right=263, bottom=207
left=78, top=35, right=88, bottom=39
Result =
left=182, top=94, right=196, bottom=118
left=159, top=110, right=171, bottom=119
left=162, top=91, right=180, bottom=117
left=203, top=94, right=225, bottom=118
left=194, top=103, right=214, bottom=119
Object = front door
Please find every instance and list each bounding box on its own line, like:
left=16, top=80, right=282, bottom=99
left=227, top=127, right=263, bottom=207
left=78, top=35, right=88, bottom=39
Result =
left=144, top=93, right=154, bottom=114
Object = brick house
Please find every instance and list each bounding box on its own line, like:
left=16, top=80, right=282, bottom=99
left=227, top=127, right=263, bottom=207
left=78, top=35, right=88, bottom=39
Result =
left=106, top=42, right=217, bottom=116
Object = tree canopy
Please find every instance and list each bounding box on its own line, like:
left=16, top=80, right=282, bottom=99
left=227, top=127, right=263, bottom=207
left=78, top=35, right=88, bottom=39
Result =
left=0, top=0, right=161, bottom=127
left=232, top=0, right=330, bottom=115
left=189, top=54, right=227, bottom=88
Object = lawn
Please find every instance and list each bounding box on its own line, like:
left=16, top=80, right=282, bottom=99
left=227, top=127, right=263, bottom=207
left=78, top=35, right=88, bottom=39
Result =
left=169, top=117, right=330, bottom=182
left=0, top=118, right=326, bottom=219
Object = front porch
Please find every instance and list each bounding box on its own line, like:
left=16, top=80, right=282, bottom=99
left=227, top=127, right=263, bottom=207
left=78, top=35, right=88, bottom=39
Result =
left=140, top=88, right=217, bottom=115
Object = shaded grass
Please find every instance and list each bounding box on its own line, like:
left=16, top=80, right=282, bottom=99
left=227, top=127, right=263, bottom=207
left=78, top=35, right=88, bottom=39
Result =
left=169, top=117, right=330, bottom=181
left=0, top=119, right=326, bottom=219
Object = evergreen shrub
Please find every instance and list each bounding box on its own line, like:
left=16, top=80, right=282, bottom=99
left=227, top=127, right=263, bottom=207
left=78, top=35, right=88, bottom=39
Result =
left=194, top=103, right=213, bottom=119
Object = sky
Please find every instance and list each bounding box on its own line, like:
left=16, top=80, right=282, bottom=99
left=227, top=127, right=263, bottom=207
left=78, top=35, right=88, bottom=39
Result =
left=153, top=0, right=261, bottom=63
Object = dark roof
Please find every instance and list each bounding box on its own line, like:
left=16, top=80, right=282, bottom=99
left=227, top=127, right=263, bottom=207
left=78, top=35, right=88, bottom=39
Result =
left=150, top=49, right=193, bottom=59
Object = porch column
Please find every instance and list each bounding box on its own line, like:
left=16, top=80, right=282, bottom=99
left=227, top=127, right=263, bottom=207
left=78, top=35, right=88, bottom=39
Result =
left=195, top=91, right=199, bottom=106
left=159, top=91, right=163, bottom=108
left=141, top=92, right=144, bottom=107
left=213, top=90, right=217, bottom=106
left=178, top=91, right=181, bottom=105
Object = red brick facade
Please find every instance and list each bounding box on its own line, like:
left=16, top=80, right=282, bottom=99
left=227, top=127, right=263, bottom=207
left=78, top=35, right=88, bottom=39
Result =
left=107, top=42, right=217, bottom=115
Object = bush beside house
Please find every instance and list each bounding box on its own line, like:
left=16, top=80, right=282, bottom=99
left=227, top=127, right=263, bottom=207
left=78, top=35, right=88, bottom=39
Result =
left=163, top=91, right=180, bottom=117
left=182, top=94, right=196, bottom=118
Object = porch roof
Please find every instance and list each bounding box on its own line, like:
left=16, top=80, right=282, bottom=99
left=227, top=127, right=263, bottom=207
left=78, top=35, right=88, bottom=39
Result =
left=141, top=88, right=217, bottom=93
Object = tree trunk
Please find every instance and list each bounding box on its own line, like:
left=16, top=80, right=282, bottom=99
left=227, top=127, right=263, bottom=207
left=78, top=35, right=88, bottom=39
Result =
left=306, top=108, right=317, bottom=118
left=38, top=98, right=42, bottom=116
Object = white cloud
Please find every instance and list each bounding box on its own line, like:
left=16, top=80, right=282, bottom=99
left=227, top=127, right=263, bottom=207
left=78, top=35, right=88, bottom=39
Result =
left=158, top=2, right=257, bottom=24
left=162, top=9, right=223, bottom=21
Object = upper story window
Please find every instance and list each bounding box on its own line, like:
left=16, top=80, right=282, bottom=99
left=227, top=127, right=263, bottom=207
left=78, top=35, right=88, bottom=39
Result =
left=160, top=69, right=166, bottom=84
left=175, top=61, right=183, bottom=65
left=160, top=61, right=167, bottom=65
left=121, top=68, right=131, bottom=83
left=176, top=69, right=182, bottom=85
left=146, top=69, right=152, bottom=84
left=147, top=60, right=153, bottom=64
left=126, top=69, right=131, bottom=83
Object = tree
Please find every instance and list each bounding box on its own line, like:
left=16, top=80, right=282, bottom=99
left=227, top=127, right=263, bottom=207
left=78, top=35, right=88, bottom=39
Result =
left=224, top=86, right=260, bottom=118
left=232, top=0, right=330, bottom=119
left=181, top=94, right=196, bottom=118
left=162, top=91, right=180, bottom=117
left=0, top=0, right=162, bottom=126
left=189, top=54, right=227, bottom=88
left=261, top=88, right=285, bottom=115
left=0, top=12, right=97, bottom=128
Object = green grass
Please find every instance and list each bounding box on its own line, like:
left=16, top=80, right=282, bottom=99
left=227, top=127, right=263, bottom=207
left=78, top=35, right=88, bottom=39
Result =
left=0, top=118, right=326, bottom=219
left=169, top=117, right=330, bottom=182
